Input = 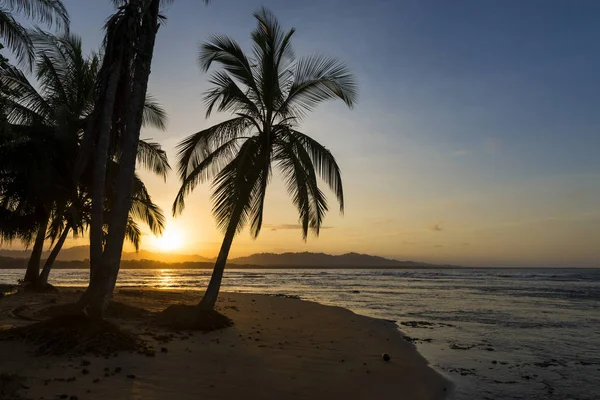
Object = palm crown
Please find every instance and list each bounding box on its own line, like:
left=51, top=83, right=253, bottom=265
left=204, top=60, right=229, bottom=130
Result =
left=174, top=7, right=357, bottom=240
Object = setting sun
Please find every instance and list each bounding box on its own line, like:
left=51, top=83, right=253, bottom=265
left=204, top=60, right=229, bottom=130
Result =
left=153, top=227, right=184, bottom=252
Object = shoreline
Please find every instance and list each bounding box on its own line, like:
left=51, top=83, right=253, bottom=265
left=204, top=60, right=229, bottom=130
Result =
left=0, top=288, right=451, bottom=400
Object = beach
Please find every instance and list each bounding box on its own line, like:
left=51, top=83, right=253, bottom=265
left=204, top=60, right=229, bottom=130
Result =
left=0, top=288, right=449, bottom=400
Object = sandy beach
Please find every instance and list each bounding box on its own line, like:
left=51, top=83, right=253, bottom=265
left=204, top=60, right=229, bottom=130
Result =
left=0, top=288, right=450, bottom=400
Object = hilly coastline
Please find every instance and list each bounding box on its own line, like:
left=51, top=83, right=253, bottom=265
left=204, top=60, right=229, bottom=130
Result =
left=0, top=247, right=455, bottom=269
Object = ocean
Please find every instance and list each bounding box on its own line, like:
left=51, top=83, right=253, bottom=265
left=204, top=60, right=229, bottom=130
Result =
left=1, top=268, right=599, bottom=400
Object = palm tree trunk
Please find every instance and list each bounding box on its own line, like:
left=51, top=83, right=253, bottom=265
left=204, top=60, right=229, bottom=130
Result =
left=84, top=0, right=161, bottom=318
left=90, top=58, right=122, bottom=280
left=198, top=208, right=242, bottom=311
left=23, top=216, right=49, bottom=283
left=37, top=224, right=70, bottom=287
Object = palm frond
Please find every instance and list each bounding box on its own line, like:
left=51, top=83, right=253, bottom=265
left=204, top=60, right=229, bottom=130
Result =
left=198, top=34, right=262, bottom=108
left=210, top=138, right=264, bottom=234
left=0, top=9, right=34, bottom=66
left=124, top=217, right=141, bottom=251
left=274, top=136, right=328, bottom=239
left=2, top=0, right=69, bottom=29
left=131, top=176, right=165, bottom=236
left=281, top=129, right=344, bottom=212
left=0, top=63, right=53, bottom=123
left=172, top=136, right=242, bottom=216
left=175, top=116, right=252, bottom=182
left=142, top=94, right=168, bottom=130
left=278, top=54, right=357, bottom=119
left=203, top=70, right=261, bottom=118
left=136, top=139, right=171, bottom=180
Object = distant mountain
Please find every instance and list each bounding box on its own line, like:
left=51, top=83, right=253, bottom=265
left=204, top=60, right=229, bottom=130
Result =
left=228, top=252, right=434, bottom=268
left=0, top=247, right=454, bottom=269
left=0, top=246, right=212, bottom=263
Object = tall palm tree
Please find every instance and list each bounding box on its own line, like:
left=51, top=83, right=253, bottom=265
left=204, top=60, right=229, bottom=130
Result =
left=173, top=8, right=357, bottom=311
left=0, top=32, right=169, bottom=284
left=81, top=0, right=209, bottom=318
left=0, top=0, right=69, bottom=67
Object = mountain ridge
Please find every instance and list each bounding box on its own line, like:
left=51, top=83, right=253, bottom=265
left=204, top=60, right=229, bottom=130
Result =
left=0, top=246, right=453, bottom=268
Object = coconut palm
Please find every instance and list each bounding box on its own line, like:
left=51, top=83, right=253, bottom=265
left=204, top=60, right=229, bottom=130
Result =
left=81, top=0, right=208, bottom=318
left=173, top=8, right=357, bottom=310
left=36, top=170, right=166, bottom=287
left=0, top=0, right=69, bottom=67
left=0, top=32, right=169, bottom=284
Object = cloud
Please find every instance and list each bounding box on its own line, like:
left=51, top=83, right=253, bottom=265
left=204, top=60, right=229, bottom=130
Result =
left=429, top=222, right=444, bottom=232
left=483, top=138, right=501, bottom=154
left=371, top=218, right=394, bottom=226
left=267, top=224, right=334, bottom=231
left=451, top=149, right=469, bottom=157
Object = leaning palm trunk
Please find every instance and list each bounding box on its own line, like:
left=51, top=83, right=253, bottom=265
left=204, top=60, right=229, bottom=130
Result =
left=198, top=208, right=242, bottom=310
left=23, top=216, right=49, bottom=283
left=37, top=223, right=70, bottom=286
left=84, top=0, right=161, bottom=318
left=89, top=60, right=122, bottom=280
left=173, top=9, right=355, bottom=315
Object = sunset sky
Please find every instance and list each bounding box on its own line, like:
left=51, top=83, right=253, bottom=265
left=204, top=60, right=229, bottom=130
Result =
left=7, top=0, right=600, bottom=267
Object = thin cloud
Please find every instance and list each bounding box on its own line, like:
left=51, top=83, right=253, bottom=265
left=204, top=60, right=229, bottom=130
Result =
left=429, top=222, right=444, bottom=232
left=267, top=224, right=334, bottom=231
left=451, top=149, right=469, bottom=157
left=402, top=241, right=417, bottom=245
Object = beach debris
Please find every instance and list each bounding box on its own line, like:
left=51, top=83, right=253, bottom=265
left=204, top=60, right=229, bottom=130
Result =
left=115, top=367, right=122, bottom=373
left=382, top=353, right=391, bottom=361
left=351, top=290, right=360, bottom=294
left=447, top=367, right=476, bottom=376
left=273, top=294, right=300, bottom=300
left=69, top=396, right=79, bottom=400
left=126, top=374, right=136, bottom=379
left=0, top=315, right=147, bottom=356
left=449, top=343, right=475, bottom=350
left=81, top=369, right=89, bottom=375
left=399, top=320, right=455, bottom=329
left=160, top=347, right=168, bottom=353
left=155, top=304, right=233, bottom=331
left=0, top=374, right=26, bottom=400
left=80, top=360, right=91, bottom=367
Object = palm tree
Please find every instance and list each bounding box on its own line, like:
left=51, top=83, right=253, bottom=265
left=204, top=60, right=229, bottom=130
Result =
left=81, top=0, right=208, bottom=318
left=173, top=8, right=357, bottom=311
left=0, top=32, right=169, bottom=284
left=36, top=171, right=166, bottom=287
left=0, top=0, right=69, bottom=67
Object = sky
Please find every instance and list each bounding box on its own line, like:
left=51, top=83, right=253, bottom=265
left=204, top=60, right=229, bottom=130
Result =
left=5, top=0, right=600, bottom=267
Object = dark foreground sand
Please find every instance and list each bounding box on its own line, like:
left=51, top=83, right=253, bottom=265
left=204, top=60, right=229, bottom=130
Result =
left=0, top=288, right=450, bottom=400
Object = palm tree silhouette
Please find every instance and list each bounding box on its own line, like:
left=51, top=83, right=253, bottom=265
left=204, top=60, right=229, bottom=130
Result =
left=0, top=32, right=168, bottom=287
left=173, top=8, right=357, bottom=310
left=0, top=0, right=69, bottom=67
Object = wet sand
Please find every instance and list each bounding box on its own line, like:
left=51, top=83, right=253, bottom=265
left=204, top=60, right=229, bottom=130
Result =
left=0, top=288, right=450, bottom=399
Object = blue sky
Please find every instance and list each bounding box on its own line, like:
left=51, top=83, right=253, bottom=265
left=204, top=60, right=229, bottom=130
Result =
left=6, top=0, right=600, bottom=266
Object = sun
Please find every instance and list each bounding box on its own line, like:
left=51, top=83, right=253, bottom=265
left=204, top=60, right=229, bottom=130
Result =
left=153, top=227, right=184, bottom=252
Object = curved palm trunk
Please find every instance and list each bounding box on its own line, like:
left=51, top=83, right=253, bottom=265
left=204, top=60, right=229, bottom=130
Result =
left=37, top=224, right=70, bottom=287
left=90, top=58, right=122, bottom=280
left=84, top=0, right=161, bottom=318
left=198, top=208, right=242, bottom=311
left=23, top=216, right=49, bottom=283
